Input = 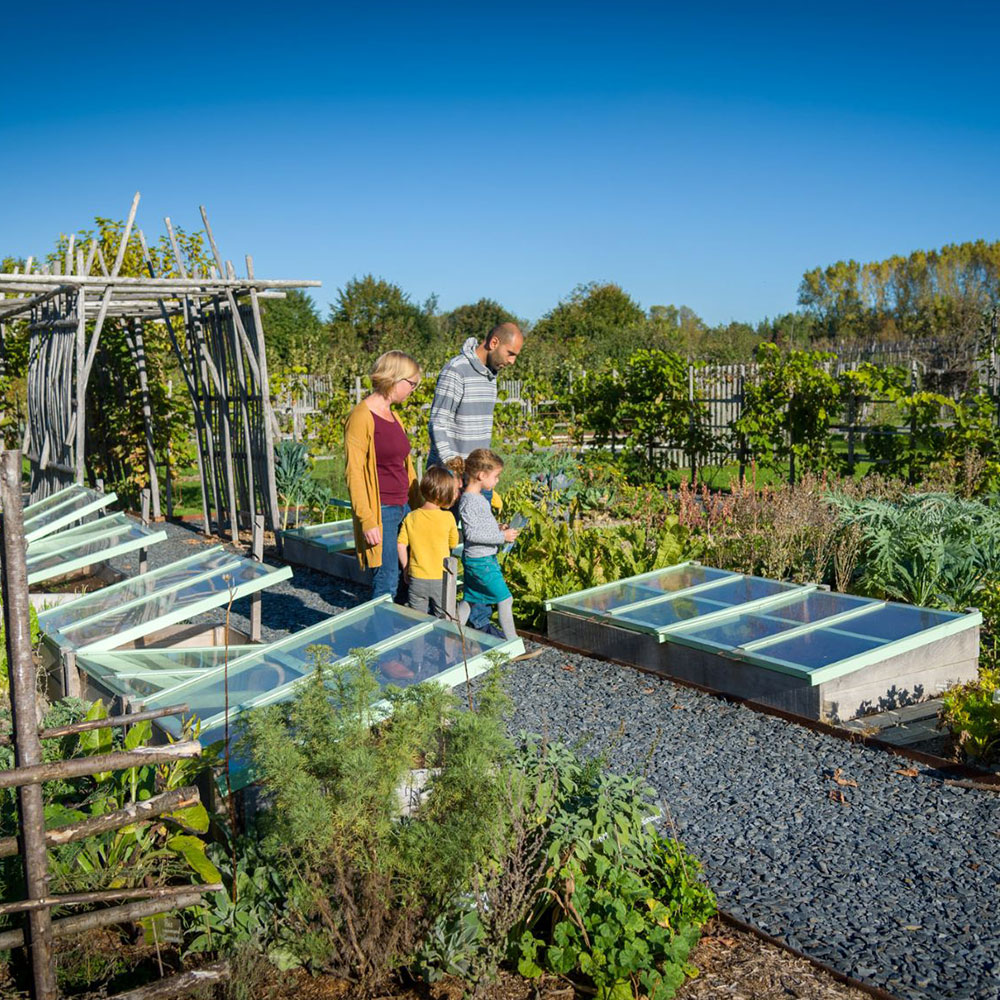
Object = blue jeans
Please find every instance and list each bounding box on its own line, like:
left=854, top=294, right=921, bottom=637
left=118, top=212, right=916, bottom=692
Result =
left=371, top=503, right=409, bottom=601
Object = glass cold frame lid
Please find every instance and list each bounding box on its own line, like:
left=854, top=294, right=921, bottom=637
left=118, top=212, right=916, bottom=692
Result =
left=745, top=601, right=971, bottom=680
left=25, top=513, right=166, bottom=585
left=37, top=547, right=292, bottom=652
left=612, top=575, right=799, bottom=630
left=78, top=646, right=258, bottom=700
left=23, top=486, right=117, bottom=542
left=553, top=564, right=735, bottom=614
left=673, top=590, right=873, bottom=649
left=143, top=598, right=520, bottom=741
left=281, top=520, right=355, bottom=551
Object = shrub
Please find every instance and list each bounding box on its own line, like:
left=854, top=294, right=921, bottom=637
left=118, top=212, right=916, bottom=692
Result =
left=826, top=492, right=1000, bottom=608
left=674, top=476, right=842, bottom=585
left=501, top=495, right=693, bottom=629
left=938, top=581, right=1000, bottom=762
left=240, top=648, right=513, bottom=993
left=510, top=740, right=716, bottom=1000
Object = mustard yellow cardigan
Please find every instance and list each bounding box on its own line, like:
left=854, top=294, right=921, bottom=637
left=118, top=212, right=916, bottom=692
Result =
left=344, top=402, right=420, bottom=569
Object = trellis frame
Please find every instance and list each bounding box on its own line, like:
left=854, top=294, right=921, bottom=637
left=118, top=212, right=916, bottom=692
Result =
left=0, top=193, right=320, bottom=539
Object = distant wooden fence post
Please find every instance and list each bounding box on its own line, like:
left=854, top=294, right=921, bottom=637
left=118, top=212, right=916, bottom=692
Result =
left=0, top=449, right=58, bottom=1000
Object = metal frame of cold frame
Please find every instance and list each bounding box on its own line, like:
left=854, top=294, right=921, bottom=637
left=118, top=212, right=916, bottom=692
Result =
left=37, top=546, right=292, bottom=652
left=25, top=513, right=167, bottom=586
left=546, top=562, right=982, bottom=686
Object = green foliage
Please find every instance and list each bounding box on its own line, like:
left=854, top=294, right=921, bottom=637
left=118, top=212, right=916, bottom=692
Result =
left=827, top=492, right=1000, bottom=608
left=184, top=837, right=296, bottom=963
left=512, top=741, right=715, bottom=1000
left=0, top=699, right=219, bottom=930
left=441, top=298, right=520, bottom=342
left=274, top=440, right=334, bottom=527
left=799, top=240, right=1000, bottom=343
left=260, top=290, right=328, bottom=371
left=573, top=349, right=711, bottom=469
left=938, top=581, right=1000, bottom=761
left=735, top=343, right=842, bottom=479
left=329, top=274, right=438, bottom=355
left=939, top=668, right=1000, bottom=762
left=239, top=648, right=514, bottom=990
left=501, top=491, right=694, bottom=629
left=0, top=602, right=41, bottom=700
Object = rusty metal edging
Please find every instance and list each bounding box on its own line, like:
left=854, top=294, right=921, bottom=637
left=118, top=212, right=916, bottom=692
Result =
left=717, top=910, right=905, bottom=1000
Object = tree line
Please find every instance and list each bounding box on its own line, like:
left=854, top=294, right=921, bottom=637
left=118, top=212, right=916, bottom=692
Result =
left=261, top=239, right=1000, bottom=379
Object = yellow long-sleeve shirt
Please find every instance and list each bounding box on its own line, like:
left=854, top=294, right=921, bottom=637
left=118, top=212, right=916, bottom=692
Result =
left=398, top=508, right=460, bottom=580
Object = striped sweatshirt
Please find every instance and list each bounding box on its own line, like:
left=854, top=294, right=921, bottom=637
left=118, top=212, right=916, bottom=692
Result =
left=428, top=337, right=497, bottom=465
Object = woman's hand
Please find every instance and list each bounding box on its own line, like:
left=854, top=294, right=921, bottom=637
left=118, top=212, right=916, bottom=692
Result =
left=503, top=527, right=519, bottom=543
left=364, top=525, right=382, bottom=546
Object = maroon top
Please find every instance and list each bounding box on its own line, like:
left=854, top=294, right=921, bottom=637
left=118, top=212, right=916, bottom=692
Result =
left=372, top=412, right=411, bottom=505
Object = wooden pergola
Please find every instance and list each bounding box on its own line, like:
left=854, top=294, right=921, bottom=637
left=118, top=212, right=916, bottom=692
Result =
left=0, top=193, right=320, bottom=538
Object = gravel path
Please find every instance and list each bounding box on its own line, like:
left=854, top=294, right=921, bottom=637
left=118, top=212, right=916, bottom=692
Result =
left=113, top=520, right=1000, bottom=1000
left=465, top=647, right=1000, bottom=1000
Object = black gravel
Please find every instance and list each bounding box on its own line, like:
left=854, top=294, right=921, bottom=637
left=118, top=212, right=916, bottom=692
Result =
left=110, top=519, right=1000, bottom=1000
left=464, top=648, right=1000, bottom=1000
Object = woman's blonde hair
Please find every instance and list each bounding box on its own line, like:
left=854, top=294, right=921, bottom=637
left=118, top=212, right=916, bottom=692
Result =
left=370, top=351, right=421, bottom=397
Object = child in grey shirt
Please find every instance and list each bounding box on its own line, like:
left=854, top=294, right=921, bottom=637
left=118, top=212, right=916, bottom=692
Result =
left=456, top=449, right=519, bottom=640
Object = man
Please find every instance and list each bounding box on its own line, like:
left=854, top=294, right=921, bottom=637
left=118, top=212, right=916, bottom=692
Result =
left=428, top=323, right=523, bottom=633
left=427, top=322, right=523, bottom=467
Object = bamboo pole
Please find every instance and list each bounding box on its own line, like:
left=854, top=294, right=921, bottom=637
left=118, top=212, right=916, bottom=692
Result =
left=0, top=704, right=191, bottom=745
left=0, top=741, right=202, bottom=790
left=246, top=255, right=281, bottom=534
left=0, top=786, right=197, bottom=859
left=129, top=318, right=162, bottom=518
left=0, top=449, right=58, bottom=1000
left=0, top=885, right=221, bottom=951
left=149, top=227, right=214, bottom=536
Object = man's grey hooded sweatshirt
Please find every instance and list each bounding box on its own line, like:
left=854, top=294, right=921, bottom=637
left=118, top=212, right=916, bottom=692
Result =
left=427, top=337, right=498, bottom=466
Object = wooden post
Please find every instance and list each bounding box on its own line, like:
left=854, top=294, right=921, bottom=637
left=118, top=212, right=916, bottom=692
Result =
left=74, top=288, right=86, bottom=484
left=246, top=256, right=282, bottom=538
left=442, top=556, right=458, bottom=622
left=0, top=449, right=58, bottom=1000
left=140, top=489, right=150, bottom=575
left=737, top=364, right=747, bottom=483
left=688, top=364, right=697, bottom=486
left=250, top=514, right=263, bottom=643
left=127, top=318, right=162, bottom=520
left=62, top=649, right=81, bottom=700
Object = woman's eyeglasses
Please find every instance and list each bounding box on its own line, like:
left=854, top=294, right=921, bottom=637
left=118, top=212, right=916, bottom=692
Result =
left=401, top=377, right=420, bottom=388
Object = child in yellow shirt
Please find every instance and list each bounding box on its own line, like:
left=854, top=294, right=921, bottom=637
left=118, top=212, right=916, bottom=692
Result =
left=397, top=466, right=460, bottom=616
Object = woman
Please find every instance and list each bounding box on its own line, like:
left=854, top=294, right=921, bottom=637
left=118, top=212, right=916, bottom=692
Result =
left=344, top=351, right=423, bottom=600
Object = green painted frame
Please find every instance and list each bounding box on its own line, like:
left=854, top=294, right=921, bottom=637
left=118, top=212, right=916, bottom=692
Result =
left=26, top=514, right=167, bottom=585
left=547, top=563, right=982, bottom=685
left=139, top=595, right=524, bottom=739
left=38, top=547, right=292, bottom=652
left=543, top=561, right=736, bottom=614
left=24, top=487, right=118, bottom=543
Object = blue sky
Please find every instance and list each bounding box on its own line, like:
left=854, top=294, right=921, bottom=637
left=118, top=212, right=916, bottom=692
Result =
left=2, top=1, right=998, bottom=328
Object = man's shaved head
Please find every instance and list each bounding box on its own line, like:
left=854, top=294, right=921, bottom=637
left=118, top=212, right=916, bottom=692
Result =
left=487, top=322, right=523, bottom=346
left=481, top=322, right=523, bottom=373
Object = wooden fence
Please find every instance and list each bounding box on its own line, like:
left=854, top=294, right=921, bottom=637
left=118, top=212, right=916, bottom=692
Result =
left=0, top=450, right=225, bottom=999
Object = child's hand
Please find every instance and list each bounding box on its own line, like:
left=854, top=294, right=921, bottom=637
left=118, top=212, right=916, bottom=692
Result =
left=503, top=527, right=519, bottom=543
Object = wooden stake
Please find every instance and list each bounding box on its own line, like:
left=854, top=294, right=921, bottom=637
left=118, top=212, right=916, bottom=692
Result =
left=0, top=449, right=58, bottom=1000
